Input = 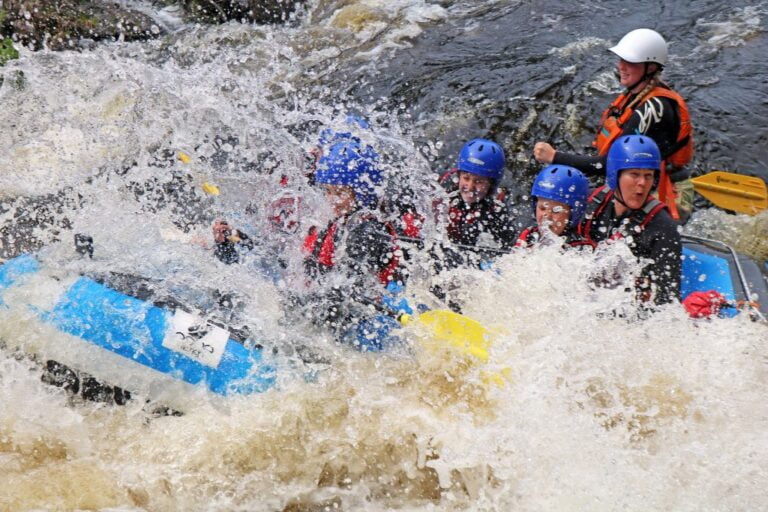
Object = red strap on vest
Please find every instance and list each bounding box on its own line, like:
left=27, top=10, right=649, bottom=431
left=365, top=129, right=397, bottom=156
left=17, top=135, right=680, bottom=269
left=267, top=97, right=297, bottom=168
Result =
left=302, top=226, right=318, bottom=254
left=515, top=226, right=537, bottom=248
left=578, top=186, right=613, bottom=244
left=578, top=186, right=666, bottom=244
left=303, top=223, right=338, bottom=267
left=401, top=212, right=423, bottom=238
left=377, top=212, right=425, bottom=284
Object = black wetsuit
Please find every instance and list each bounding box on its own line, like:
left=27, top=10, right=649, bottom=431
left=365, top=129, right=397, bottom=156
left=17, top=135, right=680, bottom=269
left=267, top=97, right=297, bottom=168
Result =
left=302, top=213, right=395, bottom=283
left=214, top=210, right=399, bottom=334
left=434, top=171, right=519, bottom=270
left=580, top=190, right=682, bottom=305
left=300, top=211, right=401, bottom=334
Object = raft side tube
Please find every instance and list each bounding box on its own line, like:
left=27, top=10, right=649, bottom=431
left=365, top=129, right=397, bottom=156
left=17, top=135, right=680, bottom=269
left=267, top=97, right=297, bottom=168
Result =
left=0, top=255, right=277, bottom=397
left=682, top=235, right=768, bottom=319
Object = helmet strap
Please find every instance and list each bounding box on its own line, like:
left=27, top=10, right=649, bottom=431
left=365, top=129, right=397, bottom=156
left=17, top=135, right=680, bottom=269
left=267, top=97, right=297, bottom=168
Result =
left=613, top=185, right=631, bottom=210
left=626, top=63, right=661, bottom=94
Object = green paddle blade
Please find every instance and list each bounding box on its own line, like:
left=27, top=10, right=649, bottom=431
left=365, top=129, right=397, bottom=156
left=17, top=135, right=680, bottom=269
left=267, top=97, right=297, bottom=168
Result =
left=692, top=171, right=767, bottom=215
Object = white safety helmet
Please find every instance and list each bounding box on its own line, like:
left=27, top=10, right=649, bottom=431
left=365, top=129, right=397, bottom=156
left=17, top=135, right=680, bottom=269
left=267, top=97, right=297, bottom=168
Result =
left=608, top=28, right=668, bottom=66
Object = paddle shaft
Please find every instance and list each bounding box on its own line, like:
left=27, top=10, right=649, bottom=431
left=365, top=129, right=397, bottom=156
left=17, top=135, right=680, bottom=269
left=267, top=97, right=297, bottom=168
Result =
left=354, top=293, right=414, bottom=324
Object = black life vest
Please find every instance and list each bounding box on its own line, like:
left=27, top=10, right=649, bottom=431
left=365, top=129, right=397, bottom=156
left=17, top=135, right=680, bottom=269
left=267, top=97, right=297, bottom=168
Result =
left=437, top=169, right=509, bottom=247
left=302, top=211, right=422, bottom=285
left=577, top=185, right=667, bottom=246
left=515, top=226, right=595, bottom=249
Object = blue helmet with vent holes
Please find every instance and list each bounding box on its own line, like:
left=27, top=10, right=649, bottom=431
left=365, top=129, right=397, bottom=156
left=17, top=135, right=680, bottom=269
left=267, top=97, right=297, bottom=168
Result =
left=315, top=139, right=382, bottom=208
left=531, top=165, right=590, bottom=224
left=606, top=135, right=661, bottom=190
left=457, top=139, right=506, bottom=182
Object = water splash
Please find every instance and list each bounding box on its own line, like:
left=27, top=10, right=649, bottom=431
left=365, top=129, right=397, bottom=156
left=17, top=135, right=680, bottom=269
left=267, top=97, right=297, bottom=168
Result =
left=1, top=1, right=767, bottom=510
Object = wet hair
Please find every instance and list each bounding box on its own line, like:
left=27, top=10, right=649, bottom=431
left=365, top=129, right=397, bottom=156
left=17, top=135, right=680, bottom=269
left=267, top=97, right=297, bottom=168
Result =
left=623, top=67, right=662, bottom=110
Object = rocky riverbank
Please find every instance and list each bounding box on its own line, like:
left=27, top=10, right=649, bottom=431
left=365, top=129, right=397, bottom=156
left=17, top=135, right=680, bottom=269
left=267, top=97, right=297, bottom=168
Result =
left=0, top=1, right=305, bottom=52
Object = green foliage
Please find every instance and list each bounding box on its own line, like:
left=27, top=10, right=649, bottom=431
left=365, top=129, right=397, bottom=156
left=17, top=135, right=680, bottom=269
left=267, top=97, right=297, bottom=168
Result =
left=0, top=37, right=19, bottom=66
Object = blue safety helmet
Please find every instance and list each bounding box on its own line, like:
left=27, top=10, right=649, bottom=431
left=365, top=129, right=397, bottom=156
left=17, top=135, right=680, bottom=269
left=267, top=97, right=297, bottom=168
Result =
left=457, top=139, right=506, bottom=182
left=531, top=165, right=591, bottom=225
left=315, top=139, right=382, bottom=208
left=318, top=114, right=370, bottom=147
left=606, top=135, right=662, bottom=190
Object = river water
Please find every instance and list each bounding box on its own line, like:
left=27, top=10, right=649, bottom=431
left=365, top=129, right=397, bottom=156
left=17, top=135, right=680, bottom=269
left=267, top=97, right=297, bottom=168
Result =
left=1, top=1, right=767, bottom=510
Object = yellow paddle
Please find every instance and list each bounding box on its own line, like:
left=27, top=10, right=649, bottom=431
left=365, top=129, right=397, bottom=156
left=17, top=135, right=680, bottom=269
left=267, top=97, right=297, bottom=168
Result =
left=692, top=171, right=767, bottom=215
left=399, top=309, right=491, bottom=362
left=359, top=295, right=493, bottom=362
left=399, top=308, right=509, bottom=388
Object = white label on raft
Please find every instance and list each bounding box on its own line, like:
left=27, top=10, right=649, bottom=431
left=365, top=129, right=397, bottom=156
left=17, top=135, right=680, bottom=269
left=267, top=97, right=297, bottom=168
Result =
left=162, top=310, right=229, bottom=368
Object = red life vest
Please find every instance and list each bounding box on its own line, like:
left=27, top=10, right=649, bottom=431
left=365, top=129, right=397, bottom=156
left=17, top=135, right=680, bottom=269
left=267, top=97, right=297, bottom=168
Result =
left=593, top=85, right=693, bottom=220
left=577, top=185, right=667, bottom=246
left=303, top=222, right=339, bottom=268
left=302, top=212, right=422, bottom=285
left=515, top=226, right=595, bottom=249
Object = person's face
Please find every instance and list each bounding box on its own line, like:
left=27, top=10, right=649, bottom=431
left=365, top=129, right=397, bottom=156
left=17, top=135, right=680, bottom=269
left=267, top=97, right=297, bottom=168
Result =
left=324, top=184, right=357, bottom=217
left=458, top=172, right=492, bottom=204
left=617, top=168, right=655, bottom=209
left=616, top=59, right=647, bottom=88
left=535, top=199, right=572, bottom=236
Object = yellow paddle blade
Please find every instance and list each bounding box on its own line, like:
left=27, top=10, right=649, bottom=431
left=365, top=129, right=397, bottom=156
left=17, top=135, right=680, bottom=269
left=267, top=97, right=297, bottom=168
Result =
left=412, top=309, right=491, bottom=362
left=692, top=171, right=767, bottom=215
left=480, top=367, right=512, bottom=388
left=178, top=151, right=192, bottom=164
left=202, top=182, right=220, bottom=196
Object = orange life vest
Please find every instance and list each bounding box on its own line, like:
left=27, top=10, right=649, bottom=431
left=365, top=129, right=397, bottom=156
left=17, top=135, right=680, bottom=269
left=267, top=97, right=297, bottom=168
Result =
left=593, top=85, right=693, bottom=220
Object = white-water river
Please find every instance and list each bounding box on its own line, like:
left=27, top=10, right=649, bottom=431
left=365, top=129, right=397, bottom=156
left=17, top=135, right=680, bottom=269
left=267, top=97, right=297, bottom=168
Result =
left=1, top=1, right=767, bottom=510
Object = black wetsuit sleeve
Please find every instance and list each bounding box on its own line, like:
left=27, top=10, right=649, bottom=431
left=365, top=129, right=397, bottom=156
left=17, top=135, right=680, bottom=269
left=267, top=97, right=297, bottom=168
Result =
left=345, top=220, right=393, bottom=275
left=552, top=152, right=607, bottom=178
left=641, top=211, right=682, bottom=305
left=214, top=230, right=254, bottom=264
left=487, top=202, right=519, bottom=252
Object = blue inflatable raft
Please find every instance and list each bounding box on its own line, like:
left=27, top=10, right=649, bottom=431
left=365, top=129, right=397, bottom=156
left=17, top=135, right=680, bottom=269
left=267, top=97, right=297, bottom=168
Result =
left=0, top=254, right=276, bottom=399
left=0, top=234, right=764, bottom=403
left=681, top=235, right=768, bottom=320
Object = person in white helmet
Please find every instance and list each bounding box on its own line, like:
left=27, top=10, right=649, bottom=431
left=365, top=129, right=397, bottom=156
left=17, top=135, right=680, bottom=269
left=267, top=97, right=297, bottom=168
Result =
left=533, top=28, right=694, bottom=221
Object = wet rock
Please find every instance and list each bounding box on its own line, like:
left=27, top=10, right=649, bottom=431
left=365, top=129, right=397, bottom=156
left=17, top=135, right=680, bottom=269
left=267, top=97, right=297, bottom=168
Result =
left=0, top=1, right=307, bottom=52
left=182, top=0, right=306, bottom=24
left=249, top=0, right=305, bottom=24
left=181, top=0, right=249, bottom=23
left=0, top=0, right=160, bottom=50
